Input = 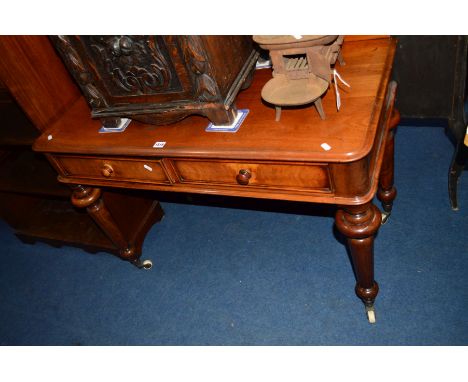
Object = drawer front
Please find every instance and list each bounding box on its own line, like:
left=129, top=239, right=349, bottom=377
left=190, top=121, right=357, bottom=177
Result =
left=56, top=155, right=171, bottom=184
left=173, top=160, right=331, bottom=192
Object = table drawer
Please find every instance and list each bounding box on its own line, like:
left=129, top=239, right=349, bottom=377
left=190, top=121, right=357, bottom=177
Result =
left=56, top=155, right=171, bottom=184
left=172, top=159, right=331, bottom=192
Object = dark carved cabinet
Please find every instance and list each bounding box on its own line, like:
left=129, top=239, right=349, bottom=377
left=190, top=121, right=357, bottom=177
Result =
left=51, top=36, right=258, bottom=127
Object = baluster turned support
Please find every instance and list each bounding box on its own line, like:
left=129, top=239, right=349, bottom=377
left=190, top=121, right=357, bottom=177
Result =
left=335, top=202, right=382, bottom=323
left=377, top=109, right=400, bottom=223
left=70, top=185, right=141, bottom=265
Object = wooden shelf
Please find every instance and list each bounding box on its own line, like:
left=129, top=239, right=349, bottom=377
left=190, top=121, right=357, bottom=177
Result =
left=0, top=189, right=163, bottom=256
left=0, top=193, right=116, bottom=253
left=0, top=149, right=70, bottom=198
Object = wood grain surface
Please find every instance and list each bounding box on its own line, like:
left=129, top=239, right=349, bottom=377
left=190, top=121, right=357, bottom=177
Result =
left=35, top=38, right=396, bottom=164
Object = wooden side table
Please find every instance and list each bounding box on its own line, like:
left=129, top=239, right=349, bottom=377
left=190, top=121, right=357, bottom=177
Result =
left=34, top=37, right=398, bottom=323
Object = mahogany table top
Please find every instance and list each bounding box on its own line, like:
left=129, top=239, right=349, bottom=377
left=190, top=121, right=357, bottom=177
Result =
left=35, top=37, right=396, bottom=164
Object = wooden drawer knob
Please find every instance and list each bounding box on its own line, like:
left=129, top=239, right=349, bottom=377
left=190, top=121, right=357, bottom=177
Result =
left=101, top=163, right=114, bottom=177
left=236, top=169, right=251, bottom=185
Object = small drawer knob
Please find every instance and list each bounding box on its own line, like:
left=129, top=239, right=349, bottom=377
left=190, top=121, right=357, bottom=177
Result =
left=101, top=163, right=114, bottom=178
left=236, top=169, right=251, bottom=185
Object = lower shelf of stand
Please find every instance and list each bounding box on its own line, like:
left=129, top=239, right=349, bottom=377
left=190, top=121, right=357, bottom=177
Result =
left=0, top=193, right=117, bottom=253
left=0, top=189, right=163, bottom=256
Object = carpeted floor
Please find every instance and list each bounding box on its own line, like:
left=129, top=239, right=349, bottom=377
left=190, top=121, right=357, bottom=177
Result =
left=0, top=124, right=467, bottom=345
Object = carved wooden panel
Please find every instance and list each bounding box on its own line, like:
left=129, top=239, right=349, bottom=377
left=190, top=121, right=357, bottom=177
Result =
left=178, top=35, right=220, bottom=102
left=51, top=35, right=258, bottom=126
left=80, top=36, right=181, bottom=97
left=51, top=35, right=108, bottom=109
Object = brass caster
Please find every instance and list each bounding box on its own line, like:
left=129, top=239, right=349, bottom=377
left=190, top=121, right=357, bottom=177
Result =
left=381, top=211, right=391, bottom=225
left=133, top=259, right=153, bottom=270
left=365, top=305, right=376, bottom=324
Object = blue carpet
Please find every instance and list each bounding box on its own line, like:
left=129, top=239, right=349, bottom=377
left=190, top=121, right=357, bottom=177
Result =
left=0, top=125, right=467, bottom=345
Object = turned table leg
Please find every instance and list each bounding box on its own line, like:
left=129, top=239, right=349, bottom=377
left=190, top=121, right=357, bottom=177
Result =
left=335, top=202, right=382, bottom=323
left=377, top=108, right=400, bottom=224
left=70, top=185, right=152, bottom=269
left=449, top=139, right=467, bottom=210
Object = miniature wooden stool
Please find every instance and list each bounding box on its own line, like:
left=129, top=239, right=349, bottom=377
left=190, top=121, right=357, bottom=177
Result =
left=253, top=35, right=344, bottom=121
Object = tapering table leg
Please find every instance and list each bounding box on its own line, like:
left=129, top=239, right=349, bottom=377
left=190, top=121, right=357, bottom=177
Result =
left=335, top=202, right=382, bottom=323
left=449, top=140, right=467, bottom=210
left=70, top=185, right=152, bottom=269
left=377, top=109, right=400, bottom=224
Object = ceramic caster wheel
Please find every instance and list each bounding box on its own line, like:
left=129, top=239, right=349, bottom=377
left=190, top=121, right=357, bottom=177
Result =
left=365, top=305, right=376, bottom=324
left=381, top=211, right=391, bottom=225
left=133, top=259, right=153, bottom=270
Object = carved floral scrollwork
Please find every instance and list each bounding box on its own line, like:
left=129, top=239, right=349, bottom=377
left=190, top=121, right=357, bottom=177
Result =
left=87, top=36, right=173, bottom=95
left=180, top=36, right=219, bottom=102
left=51, top=36, right=108, bottom=108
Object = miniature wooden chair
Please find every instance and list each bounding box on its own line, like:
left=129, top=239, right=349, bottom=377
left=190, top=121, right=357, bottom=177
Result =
left=253, top=35, right=344, bottom=121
